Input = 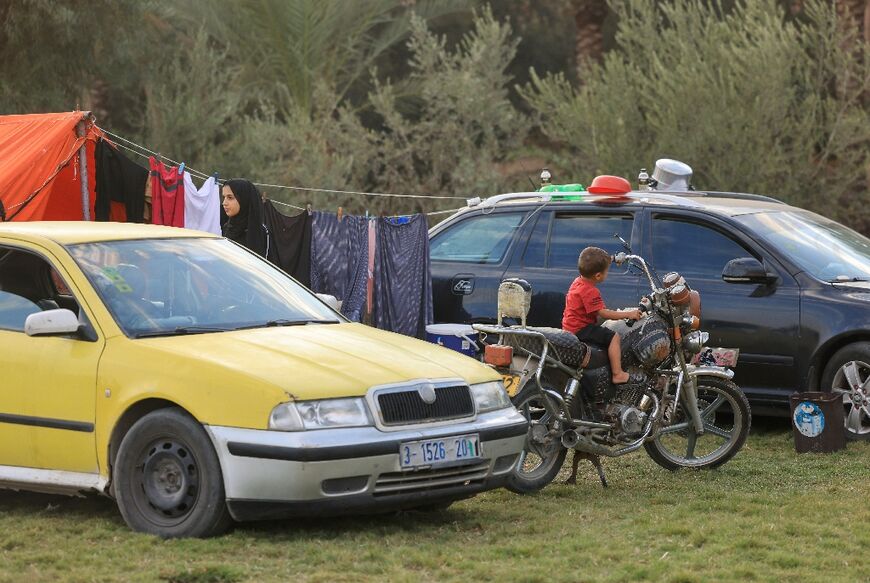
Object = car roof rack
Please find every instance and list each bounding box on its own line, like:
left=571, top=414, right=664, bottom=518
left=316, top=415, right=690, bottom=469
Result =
left=684, top=191, right=786, bottom=204
left=469, top=189, right=785, bottom=209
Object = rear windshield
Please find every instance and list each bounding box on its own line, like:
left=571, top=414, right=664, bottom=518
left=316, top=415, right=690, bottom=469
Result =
left=430, top=212, right=525, bottom=263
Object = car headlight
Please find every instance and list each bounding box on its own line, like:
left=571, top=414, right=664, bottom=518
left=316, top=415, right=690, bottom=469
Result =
left=268, top=402, right=305, bottom=431
left=471, top=381, right=512, bottom=413
left=269, top=397, right=373, bottom=431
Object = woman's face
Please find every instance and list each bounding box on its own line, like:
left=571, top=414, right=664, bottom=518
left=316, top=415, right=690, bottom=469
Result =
left=222, top=185, right=241, bottom=217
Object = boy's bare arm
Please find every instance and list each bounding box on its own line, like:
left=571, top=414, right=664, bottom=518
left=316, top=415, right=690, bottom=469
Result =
left=597, top=308, right=641, bottom=321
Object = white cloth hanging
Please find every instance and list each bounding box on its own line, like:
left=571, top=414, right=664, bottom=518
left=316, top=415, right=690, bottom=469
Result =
left=183, top=171, right=221, bottom=235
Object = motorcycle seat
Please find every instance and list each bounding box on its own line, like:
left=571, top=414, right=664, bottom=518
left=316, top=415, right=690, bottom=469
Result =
left=502, top=326, right=590, bottom=369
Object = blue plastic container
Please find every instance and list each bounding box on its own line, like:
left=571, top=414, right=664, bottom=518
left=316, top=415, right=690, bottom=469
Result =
left=425, top=324, right=480, bottom=358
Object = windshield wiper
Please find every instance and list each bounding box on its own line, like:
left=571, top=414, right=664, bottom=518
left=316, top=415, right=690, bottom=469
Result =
left=134, top=325, right=232, bottom=338
left=236, top=319, right=341, bottom=330
left=829, top=276, right=870, bottom=283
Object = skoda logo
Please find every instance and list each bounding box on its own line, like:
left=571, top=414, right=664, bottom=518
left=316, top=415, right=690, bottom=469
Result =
left=418, top=383, right=437, bottom=404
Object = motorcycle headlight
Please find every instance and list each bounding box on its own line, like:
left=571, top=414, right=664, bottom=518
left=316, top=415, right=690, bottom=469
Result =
left=269, top=398, right=373, bottom=431
left=471, top=381, right=512, bottom=413
left=683, top=330, right=709, bottom=354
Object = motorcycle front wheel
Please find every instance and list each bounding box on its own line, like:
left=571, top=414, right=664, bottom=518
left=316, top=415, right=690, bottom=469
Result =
left=506, top=381, right=568, bottom=494
left=644, top=376, right=750, bottom=471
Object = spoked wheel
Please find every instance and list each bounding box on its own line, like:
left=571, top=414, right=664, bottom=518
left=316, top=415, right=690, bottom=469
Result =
left=645, top=377, right=750, bottom=471
left=506, top=382, right=567, bottom=494
left=829, top=358, right=870, bottom=440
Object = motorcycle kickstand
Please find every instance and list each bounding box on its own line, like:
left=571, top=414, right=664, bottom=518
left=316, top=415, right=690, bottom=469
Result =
left=565, top=451, right=609, bottom=488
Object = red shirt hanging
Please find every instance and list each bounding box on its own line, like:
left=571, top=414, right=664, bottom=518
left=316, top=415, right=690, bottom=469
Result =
left=149, top=157, right=185, bottom=227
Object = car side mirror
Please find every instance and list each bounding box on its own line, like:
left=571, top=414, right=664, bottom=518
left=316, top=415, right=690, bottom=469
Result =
left=722, top=257, right=776, bottom=284
left=24, top=308, right=80, bottom=336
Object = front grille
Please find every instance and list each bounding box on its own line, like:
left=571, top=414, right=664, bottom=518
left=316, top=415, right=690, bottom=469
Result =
left=373, top=462, right=489, bottom=496
left=377, top=385, right=474, bottom=426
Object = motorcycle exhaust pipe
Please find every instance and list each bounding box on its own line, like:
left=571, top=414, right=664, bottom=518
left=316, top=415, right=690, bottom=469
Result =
left=561, top=429, right=580, bottom=448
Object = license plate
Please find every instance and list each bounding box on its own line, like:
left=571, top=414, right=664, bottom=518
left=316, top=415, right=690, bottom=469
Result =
left=502, top=374, right=522, bottom=397
left=692, top=347, right=740, bottom=367
left=399, top=434, right=480, bottom=469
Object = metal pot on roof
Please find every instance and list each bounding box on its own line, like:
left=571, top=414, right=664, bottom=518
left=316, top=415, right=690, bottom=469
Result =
left=650, top=159, right=693, bottom=191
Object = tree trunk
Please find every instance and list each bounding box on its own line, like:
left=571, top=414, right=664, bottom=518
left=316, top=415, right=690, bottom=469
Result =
left=835, top=0, right=869, bottom=43
left=572, top=0, right=609, bottom=81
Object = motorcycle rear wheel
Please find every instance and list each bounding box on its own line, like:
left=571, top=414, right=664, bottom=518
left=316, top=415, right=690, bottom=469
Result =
left=644, top=376, right=750, bottom=471
left=506, top=381, right=568, bottom=494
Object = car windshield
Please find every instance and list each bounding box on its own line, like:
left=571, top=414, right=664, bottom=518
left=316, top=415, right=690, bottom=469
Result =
left=735, top=211, right=870, bottom=282
left=67, top=238, right=341, bottom=337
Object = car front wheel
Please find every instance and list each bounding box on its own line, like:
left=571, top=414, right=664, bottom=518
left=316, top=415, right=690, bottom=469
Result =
left=822, top=342, right=870, bottom=441
left=114, top=407, right=233, bottom=537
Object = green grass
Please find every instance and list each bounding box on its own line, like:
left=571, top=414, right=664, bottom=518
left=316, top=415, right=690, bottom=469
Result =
left=1, top=419, right=868, bottom=583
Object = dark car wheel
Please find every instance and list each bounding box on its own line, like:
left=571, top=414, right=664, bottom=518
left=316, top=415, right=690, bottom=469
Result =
left=822, top=342, right=870, bottom=441
left=114, top=407, right=233, bottom=537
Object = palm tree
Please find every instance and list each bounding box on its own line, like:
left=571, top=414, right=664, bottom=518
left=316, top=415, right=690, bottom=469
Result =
left=170, top=0, right=474, bottom=114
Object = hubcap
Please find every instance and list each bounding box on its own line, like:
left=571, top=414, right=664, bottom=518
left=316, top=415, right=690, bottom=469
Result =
left=831, top=360, right=870, bottom=436
left=139, top=440, right=199, bottom=519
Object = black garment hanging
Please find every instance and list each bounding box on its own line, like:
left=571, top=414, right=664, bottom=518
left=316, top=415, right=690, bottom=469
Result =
left=263, top=200, right=312, bottom=287
left=94, top=139, right=148, bottom=222
left=373, top=214, right=433, bottom=338
left=310, top=211, right=368, bottom=322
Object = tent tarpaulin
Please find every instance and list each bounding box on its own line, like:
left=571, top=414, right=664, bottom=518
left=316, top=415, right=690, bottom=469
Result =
left=0, top=111, right=103, bottom=222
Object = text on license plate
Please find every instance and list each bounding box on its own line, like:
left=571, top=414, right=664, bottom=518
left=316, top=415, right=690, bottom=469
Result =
left=400, top=434, right=480, bottom=468
left=502, top=374, right=522, bottom=397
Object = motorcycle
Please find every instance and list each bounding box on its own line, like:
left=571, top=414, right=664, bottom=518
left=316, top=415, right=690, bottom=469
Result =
left=473, top=251, right=750, bottom=492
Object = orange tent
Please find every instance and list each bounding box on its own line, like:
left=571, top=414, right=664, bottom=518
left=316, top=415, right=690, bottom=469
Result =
left=0, top=111, right=103, bottom=222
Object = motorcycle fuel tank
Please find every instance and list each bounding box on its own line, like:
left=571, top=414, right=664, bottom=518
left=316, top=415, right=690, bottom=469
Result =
left=605, top=315, right=673, bottom=370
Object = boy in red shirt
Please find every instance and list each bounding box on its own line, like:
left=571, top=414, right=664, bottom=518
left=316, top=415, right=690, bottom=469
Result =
left=562, top=246, right=641, bottom=384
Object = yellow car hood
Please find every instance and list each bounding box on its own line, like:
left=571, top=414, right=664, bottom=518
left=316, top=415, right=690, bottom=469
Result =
left=142, top=322, right=498, bottom=400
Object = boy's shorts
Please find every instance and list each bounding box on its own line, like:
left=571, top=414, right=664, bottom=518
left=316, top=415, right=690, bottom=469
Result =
left=575, top=324, right=615, bottom=348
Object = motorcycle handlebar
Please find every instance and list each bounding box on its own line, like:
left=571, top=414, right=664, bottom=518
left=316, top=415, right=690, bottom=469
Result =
left=613, top=252, right=658, bottom=292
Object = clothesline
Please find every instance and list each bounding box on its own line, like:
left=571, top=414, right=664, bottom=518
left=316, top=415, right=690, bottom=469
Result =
left=268, top=198, right=464, bottom=218
left=97, top=126, right=468, bottom=201
left=100, top=128, right=213, bottom=182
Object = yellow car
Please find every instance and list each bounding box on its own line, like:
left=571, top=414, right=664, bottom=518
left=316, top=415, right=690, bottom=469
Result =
left=0, top=222, right=527, bottom=537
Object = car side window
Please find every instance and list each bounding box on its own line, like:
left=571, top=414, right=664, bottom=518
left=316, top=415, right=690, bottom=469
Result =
left=651, top=217, right=755, bottom=279
left=0, top=247, right=79, bottom=332
left=548, top=214, right=634, bottom=269
left=430, top=212, right=525, bottom=264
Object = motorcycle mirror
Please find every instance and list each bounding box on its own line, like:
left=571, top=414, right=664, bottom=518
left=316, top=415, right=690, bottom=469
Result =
left=613, top=233, right=632, bottom=253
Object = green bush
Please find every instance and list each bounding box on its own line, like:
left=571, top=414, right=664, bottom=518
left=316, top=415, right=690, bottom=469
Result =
left=521, top=0, right=870, bottom=233
left=366, top=9, right=527, bottom=211
left=217, top=8, right=526, bottom=216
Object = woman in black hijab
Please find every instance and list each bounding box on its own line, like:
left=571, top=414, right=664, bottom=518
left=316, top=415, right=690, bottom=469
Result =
left=221, top=179, right=268, bottom=256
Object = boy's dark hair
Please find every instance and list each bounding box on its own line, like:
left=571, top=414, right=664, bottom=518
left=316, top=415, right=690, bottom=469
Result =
left=578, top=246, right=611, bottom=277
